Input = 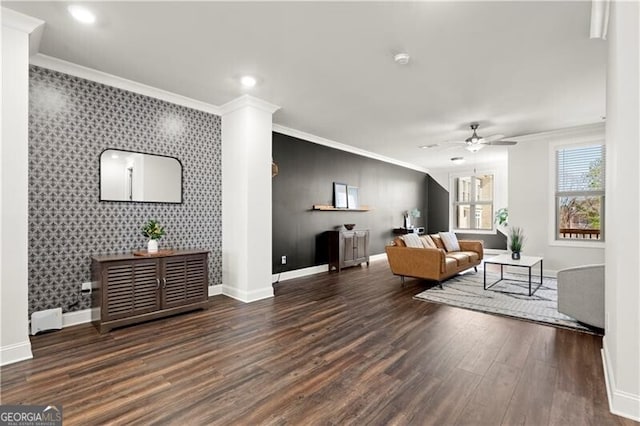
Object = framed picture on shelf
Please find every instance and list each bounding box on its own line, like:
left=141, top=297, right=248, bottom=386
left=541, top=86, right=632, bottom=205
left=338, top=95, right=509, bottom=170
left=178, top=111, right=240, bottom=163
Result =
left=347, top=186, right=359, bottom=209
left=333, top=182, right=348, bottom=208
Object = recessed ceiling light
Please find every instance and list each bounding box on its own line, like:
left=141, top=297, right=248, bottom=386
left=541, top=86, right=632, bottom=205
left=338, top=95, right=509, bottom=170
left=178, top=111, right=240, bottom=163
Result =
left=450, top=157, right=465, bottom=165
left=111, top=153, right=119, bottom=159
left=68, top=5, right=96, bottom=24
left=419, top=143, right=439, bottom=149
left=240, top=75, right=257, bottom=88
left=394, top=53, right=410, bottom=65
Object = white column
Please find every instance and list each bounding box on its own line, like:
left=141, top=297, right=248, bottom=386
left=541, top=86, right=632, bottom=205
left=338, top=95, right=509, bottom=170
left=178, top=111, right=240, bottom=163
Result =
left=221, top=95, right=279, bottom=302
left=602, top=0, right=640, bottom=421
left=1, top=9, right=44, bottom=366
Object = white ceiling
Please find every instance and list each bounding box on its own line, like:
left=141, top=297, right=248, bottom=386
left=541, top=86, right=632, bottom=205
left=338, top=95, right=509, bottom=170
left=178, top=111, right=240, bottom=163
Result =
left=4, top=1, right=606, bottom=172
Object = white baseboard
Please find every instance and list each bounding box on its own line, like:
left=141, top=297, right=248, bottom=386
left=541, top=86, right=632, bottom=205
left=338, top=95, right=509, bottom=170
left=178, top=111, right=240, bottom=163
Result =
left=62, top=308, right=97, bottom=328
left=602, top=339, right=640, bottom=421
left=484, top=249, right=508, bottom=255
left=272, top=253, right=388, bottom=283
left=0, top=340, right=33, bottom=366
left=274, top=264, right=328, bottom=282
left=222, top=285, right=274, bottom=303
left=208, top=285, right=223, bottom=297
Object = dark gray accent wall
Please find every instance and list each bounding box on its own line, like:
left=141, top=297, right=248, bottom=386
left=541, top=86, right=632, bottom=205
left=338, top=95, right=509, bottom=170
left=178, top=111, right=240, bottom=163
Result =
left=28, top=66, right=222, bottom=315
left=273, top=132, right=427, bottom=273
left=426, top=176, right=449, bottom=234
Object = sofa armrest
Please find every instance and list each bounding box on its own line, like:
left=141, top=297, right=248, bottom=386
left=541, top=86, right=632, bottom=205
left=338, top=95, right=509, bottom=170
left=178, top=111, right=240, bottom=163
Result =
left=458, top=240, right=484, bottom=260
left=385, top=246, right=446, bottom=279
left=557, top=264, right=604, bottom=328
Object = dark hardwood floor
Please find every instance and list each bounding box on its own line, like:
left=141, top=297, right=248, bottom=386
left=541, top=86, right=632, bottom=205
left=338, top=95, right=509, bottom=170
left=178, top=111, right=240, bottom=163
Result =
left=1, top=260, right=635, bottom=425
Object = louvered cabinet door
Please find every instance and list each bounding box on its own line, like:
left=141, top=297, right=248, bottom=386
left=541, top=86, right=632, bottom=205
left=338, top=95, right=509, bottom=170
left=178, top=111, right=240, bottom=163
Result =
left=103, top=259, right=160, bottom=321
left=161, top=254, right=208, bottom=309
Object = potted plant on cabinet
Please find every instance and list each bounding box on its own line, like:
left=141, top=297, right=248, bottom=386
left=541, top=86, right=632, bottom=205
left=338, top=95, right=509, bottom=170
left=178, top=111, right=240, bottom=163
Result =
left=142, top=219, right=165, bottom=253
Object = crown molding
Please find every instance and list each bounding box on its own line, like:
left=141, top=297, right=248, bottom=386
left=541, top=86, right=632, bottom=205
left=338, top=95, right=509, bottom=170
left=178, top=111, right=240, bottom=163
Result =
left=219, top=94, right=280, bottom=115
left=30, top=54, right=222, bottom=116
left=272, top=124, right=430, bottom=174
left=2, top=7, right=45, bottom=56
left=513, top=122, right=605, bottom=143
left=1, top=7, right=44, bottom=34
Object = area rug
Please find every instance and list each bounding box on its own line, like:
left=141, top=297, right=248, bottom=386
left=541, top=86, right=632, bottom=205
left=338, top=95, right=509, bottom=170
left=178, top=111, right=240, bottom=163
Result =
left=413, top=271, right=601, bottom=334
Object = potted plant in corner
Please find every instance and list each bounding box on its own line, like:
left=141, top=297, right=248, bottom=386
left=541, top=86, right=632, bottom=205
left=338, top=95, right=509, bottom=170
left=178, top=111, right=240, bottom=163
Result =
left=508, top=226, right=525, bottom=260
left=142, top=219, right=165, bottom=253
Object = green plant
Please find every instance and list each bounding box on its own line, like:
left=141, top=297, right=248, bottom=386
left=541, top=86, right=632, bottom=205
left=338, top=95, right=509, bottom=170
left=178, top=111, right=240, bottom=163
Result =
left=142, top=219, right=165, bottom=240
left=508, top=226, right=525, bottom=253
left=495, top=207, right=508, bottom=226
left=409, top=208, right=421, bottom=218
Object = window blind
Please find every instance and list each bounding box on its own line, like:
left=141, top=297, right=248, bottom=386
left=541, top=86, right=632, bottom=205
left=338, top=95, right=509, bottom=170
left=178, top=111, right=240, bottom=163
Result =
left=556, top=145, right=605, bottom=193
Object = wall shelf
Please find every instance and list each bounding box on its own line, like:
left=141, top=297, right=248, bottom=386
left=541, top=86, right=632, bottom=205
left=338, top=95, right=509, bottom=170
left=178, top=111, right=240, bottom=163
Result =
left=312, top=204, right=371, bottom=212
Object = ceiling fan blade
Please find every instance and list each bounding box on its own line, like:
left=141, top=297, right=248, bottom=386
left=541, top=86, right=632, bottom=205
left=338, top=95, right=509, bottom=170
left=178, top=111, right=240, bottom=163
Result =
left=484, top=140, right=518, bottom=146
left=483, top=134, right=505, bottom=143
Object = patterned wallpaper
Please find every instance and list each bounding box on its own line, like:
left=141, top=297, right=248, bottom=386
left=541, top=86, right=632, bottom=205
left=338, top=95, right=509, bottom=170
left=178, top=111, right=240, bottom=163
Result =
left=28, top=66, right=222, bottom=315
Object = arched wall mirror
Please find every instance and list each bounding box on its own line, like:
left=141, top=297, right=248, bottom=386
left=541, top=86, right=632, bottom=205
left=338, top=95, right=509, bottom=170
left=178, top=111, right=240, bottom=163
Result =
left=99, top=149, right=183, bottom=203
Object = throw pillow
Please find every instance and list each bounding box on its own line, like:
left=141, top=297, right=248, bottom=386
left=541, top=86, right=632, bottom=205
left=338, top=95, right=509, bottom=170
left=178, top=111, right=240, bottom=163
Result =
left=439, top=232, right=461, bottom=252
left=419, top=235, right=437, bottom=249
left=401, top=233, right=423, bottom=248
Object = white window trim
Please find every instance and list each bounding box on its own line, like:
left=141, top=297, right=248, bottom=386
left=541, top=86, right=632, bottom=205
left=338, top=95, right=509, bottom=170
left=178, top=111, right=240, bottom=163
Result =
left=449, top=169, right=497, bottom=234
left=548, top=138, right=606, bottom=249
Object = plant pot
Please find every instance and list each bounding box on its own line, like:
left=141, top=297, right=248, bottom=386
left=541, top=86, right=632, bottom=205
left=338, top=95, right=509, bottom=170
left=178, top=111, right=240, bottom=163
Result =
left=148, top=239, right=158, bottom=253
left=511, top=251, right=521, bottom=260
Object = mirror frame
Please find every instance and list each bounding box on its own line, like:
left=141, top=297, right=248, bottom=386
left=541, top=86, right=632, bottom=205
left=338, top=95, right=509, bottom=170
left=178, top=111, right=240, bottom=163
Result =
left=99, top=148, right=184, bottom=204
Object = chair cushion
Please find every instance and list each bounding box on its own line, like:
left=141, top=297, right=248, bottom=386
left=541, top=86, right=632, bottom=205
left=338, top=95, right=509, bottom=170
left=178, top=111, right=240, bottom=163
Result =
left=458, top=251, right=480, bottom=262
left=400, top=233, right=423, bottom=248
left=446, top=252, right=470, bottom=266
left=419, top=235, right=437, bottom=249
left=444, top=257, right=458, bottom=273
left=439, top=232, right=461, bottom=252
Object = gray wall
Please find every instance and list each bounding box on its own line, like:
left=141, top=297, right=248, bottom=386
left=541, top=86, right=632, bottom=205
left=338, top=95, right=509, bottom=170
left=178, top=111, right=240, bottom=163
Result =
left=28, top=66, right=222, bottom=315
left=426, top=175, right=449, bottom=234
left=273, top=132, right=428, bottom=273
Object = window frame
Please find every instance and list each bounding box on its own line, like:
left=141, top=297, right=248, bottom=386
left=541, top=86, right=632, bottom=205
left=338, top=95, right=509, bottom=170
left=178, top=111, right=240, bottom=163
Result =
left=549, top=140, right=606, bottom=248
left=451, top=172, right=495, bottom=233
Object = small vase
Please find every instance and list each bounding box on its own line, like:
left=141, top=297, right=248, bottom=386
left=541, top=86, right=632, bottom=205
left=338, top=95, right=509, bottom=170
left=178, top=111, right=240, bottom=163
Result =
left=511, top=251, right=521, bottom=260
left=148, top=239, right=158, bottom=253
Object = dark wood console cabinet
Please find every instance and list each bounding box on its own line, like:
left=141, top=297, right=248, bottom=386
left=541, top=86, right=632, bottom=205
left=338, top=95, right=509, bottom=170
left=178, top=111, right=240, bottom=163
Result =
left=91, top=250, right=209, bottom=333
left=328, top=230, right=370, bottom=272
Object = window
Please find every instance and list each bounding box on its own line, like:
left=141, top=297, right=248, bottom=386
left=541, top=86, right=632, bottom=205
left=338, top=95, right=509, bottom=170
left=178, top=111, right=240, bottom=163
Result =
left=453, top=174, right=494, bottom=230
left=555, top=144, right=605, bottom=241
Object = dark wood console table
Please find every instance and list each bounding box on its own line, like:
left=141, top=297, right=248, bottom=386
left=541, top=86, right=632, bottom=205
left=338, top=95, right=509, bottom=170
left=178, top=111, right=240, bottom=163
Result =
left=91, top=249, right=209, bottom=333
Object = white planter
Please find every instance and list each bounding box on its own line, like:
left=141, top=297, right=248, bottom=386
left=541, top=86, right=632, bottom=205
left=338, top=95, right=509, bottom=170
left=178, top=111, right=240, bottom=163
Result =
left=147, top=239, right=158, bottom=253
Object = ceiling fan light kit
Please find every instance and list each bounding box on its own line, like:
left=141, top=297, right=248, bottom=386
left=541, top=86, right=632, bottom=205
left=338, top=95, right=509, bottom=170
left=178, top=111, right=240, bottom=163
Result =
left=466, top=144, right=484, bottom=153
left=457, top=123, right=518, bottom=152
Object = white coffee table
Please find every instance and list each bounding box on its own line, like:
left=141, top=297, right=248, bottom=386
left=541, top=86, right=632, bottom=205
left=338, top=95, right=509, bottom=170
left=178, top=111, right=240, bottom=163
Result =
left=483, top=254, right=544, bottom=296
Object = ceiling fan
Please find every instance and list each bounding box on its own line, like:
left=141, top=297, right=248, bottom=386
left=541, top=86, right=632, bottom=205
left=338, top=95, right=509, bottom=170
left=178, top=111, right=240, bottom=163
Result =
left=451, top=123, right=518, bottom=152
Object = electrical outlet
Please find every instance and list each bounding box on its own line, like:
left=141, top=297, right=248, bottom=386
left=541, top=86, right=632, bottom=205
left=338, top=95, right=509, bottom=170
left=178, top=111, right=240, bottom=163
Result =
left=81, top=281, right=92, bottom=293
left=281, top=255, right=287, bottom=265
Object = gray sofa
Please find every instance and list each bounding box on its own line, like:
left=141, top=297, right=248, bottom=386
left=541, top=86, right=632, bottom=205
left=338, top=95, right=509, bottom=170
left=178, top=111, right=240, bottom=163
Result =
left=557, top=264, right=605, bottom=328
